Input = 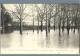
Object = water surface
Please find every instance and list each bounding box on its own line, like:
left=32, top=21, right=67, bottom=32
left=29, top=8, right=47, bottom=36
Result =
left=0, top=29, right=79, bottom=54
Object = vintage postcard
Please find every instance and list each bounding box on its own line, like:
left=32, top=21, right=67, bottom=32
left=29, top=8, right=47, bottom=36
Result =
left=0, top=3, right=80, bottom=54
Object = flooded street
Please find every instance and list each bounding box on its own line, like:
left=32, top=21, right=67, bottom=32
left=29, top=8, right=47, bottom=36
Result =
left=0, top=29, right=79, bottom=54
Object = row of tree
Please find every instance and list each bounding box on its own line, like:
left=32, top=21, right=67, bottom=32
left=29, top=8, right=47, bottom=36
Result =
left=1, top=4, right=80, bottom=35
left=34, top=4, right=80, bottom=35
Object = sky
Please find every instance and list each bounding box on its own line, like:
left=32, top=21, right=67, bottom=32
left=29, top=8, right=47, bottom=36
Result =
left=4, top=4, right=39, bottom=25
left=4, top=4, right=54, bottom=26
left=4, top=4, right=55, bottom=26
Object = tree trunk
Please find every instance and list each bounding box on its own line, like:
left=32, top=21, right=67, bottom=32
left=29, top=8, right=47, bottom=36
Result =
left=58, top=18, right=61, bottom=36
left=67, top=26, right=70, bottom=35
left=66, top=14, right=70, bottom=35
left=74, top=26, right=75, bottom=33
left=1, top=13, right=5, bottom=33
left=41, top=20, right=43, bottom=32
left=54, top=18, right=55, bottom=31
left=20, top=20, right=22, bottom=35
left=78, top=24, right=79, bottom=32
left=62, top=20, right=64, bottom=32
left=33, top=17, right=34, bottom=32
left=46, top=19, right=48, bottom=37
left=74, top=21, right=76, bottom=33
left=54, top=25, right=55, bottom=31
left=2, top=20, right=5, bottom=33
left=48, top=19, right=50, bottom=32
left=45, top=5, right=48, bottom=37
left=37, top=17, right=39, bottom=33
left=59, top=25, right=61, bottom=36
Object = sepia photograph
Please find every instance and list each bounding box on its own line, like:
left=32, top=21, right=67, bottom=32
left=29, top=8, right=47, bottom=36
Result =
left=0, top=4, right=80, bottom=54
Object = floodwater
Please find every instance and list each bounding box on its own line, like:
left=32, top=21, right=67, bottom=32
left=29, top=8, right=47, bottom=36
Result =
left=0, top=29, right=79, bottom=54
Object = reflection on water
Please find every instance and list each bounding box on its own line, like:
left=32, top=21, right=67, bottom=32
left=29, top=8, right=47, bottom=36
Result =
left=0, top=34, right=12, bottom=48
left=0, top=29, right=79, bottom=54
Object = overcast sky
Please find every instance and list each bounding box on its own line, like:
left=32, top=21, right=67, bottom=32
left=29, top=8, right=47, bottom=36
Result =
left=4, top=4, right=45, bottom=25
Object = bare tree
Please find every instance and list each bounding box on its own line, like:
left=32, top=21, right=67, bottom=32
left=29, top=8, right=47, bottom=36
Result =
left=12, top=4, right=27, bottom=35
left=39, top=8, right=45, bottom=32
left=35, top=4, right=44, bottom=33
left=31, top=4, right=35, bottom=32
left=38, top=5, right=45, bottom=32
left=47, top=4, right=54, bottom=32
left=45, top=4, right=48, bottom=36
left=35, top=5, right=40, bottom=33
